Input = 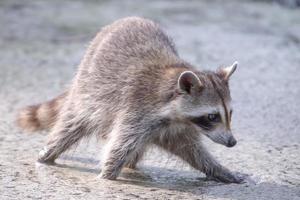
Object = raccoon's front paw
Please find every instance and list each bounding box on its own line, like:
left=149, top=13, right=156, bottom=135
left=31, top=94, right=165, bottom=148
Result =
left=98, top=173, right=117, bottom=180
left=124, top=162, right=137, bottom=170
left=98, top=170, right=118, bottom=180
left=207, top=171, right=245, bottom=184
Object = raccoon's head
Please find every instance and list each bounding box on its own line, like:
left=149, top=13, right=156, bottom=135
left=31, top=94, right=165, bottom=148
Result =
left=175, top=62, right=238, bottom=147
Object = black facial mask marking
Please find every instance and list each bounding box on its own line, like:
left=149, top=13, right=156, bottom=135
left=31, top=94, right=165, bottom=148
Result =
left=190, top=113, right=221, bottom=130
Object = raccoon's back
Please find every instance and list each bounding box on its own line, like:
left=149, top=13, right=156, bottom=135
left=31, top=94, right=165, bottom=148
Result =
left=79, top=17, right=179, bottom=82
left=75, top=17, right=180, bottom=106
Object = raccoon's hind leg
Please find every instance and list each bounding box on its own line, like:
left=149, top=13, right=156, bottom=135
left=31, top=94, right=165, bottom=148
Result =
left=38, top=110, right=89, bottom=163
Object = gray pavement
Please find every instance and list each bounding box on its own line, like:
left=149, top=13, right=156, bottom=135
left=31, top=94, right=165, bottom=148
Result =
left=0, top=0, right=300, bottom=199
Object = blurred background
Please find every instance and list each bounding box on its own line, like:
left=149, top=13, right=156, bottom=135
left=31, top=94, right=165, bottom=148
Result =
left=0, top=0, right=299, bottom=199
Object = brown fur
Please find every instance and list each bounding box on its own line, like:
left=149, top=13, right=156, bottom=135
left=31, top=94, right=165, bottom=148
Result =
left=16, top=17, right=243, bottom=183
left=17, top=92, right=66, bottom=132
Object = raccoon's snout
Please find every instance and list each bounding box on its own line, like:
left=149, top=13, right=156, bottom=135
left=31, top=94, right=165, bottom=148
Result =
left=226, top=136, right=237, bottom=147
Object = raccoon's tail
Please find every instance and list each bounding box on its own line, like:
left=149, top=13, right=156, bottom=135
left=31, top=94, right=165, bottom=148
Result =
left=17, top=92, right=67, bottom=132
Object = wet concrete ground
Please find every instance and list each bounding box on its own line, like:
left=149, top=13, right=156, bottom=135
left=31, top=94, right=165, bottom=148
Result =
left=0, top=0, right=300, bottom=199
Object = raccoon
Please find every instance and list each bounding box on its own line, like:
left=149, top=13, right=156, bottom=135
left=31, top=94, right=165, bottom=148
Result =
left=17, top=17, right=243, bottom=183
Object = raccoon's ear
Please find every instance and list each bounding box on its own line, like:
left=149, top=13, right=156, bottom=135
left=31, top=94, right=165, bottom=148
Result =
left=178, top=71, right=202, bottom=94
left=218, top=61, right=238, bottom=81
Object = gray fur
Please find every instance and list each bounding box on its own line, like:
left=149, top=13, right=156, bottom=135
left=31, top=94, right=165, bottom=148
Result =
left=18, top=17, right=242, bottom=183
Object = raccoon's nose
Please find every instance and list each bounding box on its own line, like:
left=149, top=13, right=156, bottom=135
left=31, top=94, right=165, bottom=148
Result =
left=227, top=137, right=237, bottom=147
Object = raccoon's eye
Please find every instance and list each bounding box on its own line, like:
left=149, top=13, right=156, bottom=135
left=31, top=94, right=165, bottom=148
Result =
left=207, top=113, right=221, bottom=122
left=190, top=116, right=213, bottom=130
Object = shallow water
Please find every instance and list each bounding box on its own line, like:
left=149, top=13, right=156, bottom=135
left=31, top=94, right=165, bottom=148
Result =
left=0, top=0, right=300, bottom=199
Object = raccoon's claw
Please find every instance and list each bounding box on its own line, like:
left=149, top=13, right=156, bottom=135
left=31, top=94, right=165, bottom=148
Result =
left=124, top=162, right=137, bottom=169
left=228, top=173, right=245, bottom=183
left=206, top=171, right=245, bottom=184
left=98, top=172, right=118, bottom=180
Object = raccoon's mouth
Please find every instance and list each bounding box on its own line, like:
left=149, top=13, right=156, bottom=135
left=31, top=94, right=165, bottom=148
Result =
left=187, top=115, right=237, bottom=147
left=204, top=131, right=237, bottom=148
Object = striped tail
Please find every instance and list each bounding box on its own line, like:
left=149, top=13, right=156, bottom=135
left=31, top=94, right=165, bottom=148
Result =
left=17, top=92, right=66, bottom=132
